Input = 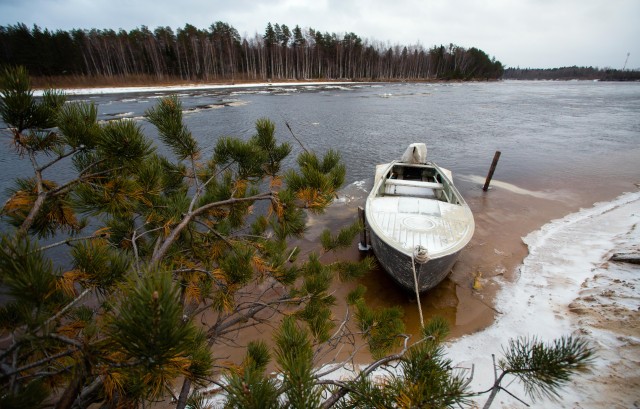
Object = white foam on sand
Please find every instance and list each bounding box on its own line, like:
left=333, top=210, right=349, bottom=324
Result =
left=463, top=174, right=551, bottom=199
left=445, top=190, right=640, bottom=408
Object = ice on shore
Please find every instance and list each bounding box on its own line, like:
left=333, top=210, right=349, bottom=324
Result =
left=445, top=190, right=640, bottom=408
left=32, top=81, right=356, bottom=96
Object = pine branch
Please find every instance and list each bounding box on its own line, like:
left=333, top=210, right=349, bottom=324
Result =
left=39, top=288, right=92, bottom=330
left=46, top=333, right=83, bottom=349
left=70, top=376, right=103, bottom=409
left=314, top=307, right=365, bottom=380
left=320, top=334, right=411, bottom=408
left=18, top=150, right=46, bottom=236
left=48, top=165, right=125, bottom=197
left=284, top=120, right=309, bottom=154
left=193, top=219, right=234, bottom=248
left=38, top=145, right=83, bottom=173
left=172, top=267, right=227, bottom=293
left=0, top=348, right=78, bottom=380
left=480, top=336, right=594, bottom=408
left=35, top=234, right=106, bottom=253
left=189, top=160, right=235, bottom=214
left=149, top=192, right=274, bottom=267
left=206, top=294, right=312, bottom=343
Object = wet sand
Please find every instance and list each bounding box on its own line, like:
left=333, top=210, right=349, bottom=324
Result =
left=161, top=170, right=640, bottom=405
left=445, top=190, right=640, bottom=408
left=173, top=147, right=640, bottom=407
left=298, top=163, right=640, bottom=357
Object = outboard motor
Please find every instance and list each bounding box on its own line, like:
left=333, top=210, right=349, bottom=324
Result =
left=401, top=143, right=427, bottom=164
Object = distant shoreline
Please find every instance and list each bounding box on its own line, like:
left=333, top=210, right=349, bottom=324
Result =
left=29, top=75, right=505, bottom=94
left=30, top=75, right=637, bottom=96
left=35, top=76, right=634, bottom=97
left=31, top=80, right=363, bottom=96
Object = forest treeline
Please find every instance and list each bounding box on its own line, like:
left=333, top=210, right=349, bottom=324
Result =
left=0, top=22, right=504, bottom=84
left=504, top=66, right=640, bottom=81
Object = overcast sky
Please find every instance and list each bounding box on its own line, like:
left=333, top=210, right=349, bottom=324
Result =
left=1, top=0, right=638, bottom=69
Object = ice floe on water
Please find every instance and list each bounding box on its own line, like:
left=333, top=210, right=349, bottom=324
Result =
left=445, top=190, right=640, bottom=408
left=351, top=179, right=369, bottom=193
left=108, top=111, right=135, bottom=118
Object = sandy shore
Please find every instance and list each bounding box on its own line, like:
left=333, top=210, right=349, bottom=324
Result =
left=287, top=164, right=640, bottom=366
left=198, top=180, right=640, bottom=408
left=318, top=175, right=634, bottom=333
left=446, top=190, right=640, bottom=408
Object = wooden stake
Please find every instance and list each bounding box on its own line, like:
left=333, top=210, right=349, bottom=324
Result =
left=358, top=206, right=370, bottom=251
left=483, top=151, right=501, bottom=191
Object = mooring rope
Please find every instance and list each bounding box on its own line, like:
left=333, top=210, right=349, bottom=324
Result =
left=411, top=245, right=430, bottom=329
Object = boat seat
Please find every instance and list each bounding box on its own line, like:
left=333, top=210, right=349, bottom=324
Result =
left=384, top=178, right=443, bottom=198
left=385, top=178, right=444, bottom=190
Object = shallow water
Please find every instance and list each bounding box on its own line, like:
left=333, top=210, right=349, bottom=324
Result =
left=1, top=80, right=639, bottom=339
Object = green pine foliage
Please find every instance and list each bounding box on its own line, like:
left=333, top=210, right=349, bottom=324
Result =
left=4, top=177, right=83, bottom=237
left=332, top=256, right=376, bottom=281
left=98, top=119, right=154, bottom=167
left=333, top=318, right=471, bottom=409
left=293, top=253, right=336, bottom=342
left=0, top=235, right=64, bottom=328
left=274, top=317, right=323, bottom=409
left=499, top=335, right=595, bottom=401
left=320, top=220, right=363, bottom=252
left=106, top=271, right=212, bottom=402
left=0, top=66, right=374, bottom=408
left=348, top=286, right=406, bottom=359
left=56, top=101, right=101, bottom=148
left=69, top=239, right=131, bottom=290
left=145, top=95, right=198, bottom=160
left=0, top=66, right=62, bottom=133
left=223, top=342, right=280, bottom=409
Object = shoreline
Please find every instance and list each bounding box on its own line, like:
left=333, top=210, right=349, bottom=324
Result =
left=445, top=190, right=640, bottom=408
left=32, top=80, right=363, bottom=96
left=28, top=76, right=634, bottom=96
left=311, top=167, right=640, bottom=352
left=30, top=77, right=507, bottom=96
left=201, top=190, right=640, bottom=407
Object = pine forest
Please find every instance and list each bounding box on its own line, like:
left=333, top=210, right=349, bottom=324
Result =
left=0, top=22, right=505, bottom=83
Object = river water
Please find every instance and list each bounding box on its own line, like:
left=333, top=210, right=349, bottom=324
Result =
left=2, top=80, right=640, bottom=406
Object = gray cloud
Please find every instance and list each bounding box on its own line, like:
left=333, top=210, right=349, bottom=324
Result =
left=1, top=0, right=638, bottom=68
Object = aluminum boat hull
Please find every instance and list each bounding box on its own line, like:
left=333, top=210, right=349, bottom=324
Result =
left=364, top=144, right=474, bottom=294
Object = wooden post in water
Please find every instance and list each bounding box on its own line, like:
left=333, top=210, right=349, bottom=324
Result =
left=358, top=206, right=370, bottom=251
left=483, top=151, right=501, bottom=191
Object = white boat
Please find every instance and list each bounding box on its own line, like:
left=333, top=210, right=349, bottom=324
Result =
left=364, top=143, right=474, bottom=294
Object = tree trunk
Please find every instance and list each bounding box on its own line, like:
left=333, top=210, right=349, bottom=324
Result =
left=55, top=371, right=86, bottom=409
left=175, top=378, right=192, bottom=409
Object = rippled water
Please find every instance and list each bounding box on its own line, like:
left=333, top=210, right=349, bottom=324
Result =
left=3, top=80, right=639, bottom=194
